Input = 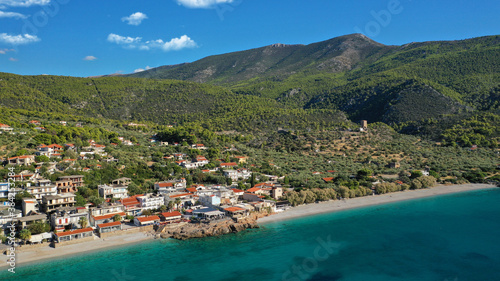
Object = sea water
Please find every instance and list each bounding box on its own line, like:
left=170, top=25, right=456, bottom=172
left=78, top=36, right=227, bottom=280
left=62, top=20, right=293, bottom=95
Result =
left=2, top=188, right=500, bottom=281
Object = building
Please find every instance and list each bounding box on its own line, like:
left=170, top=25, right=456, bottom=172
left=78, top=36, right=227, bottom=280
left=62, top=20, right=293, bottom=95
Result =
left=89, top=202, right=125, bottom=217
left=91, top=212, right=125, bottom=227
left=0, top=182, right=9, bottom=200
left=57, top=175, right=85, bottom=188
left=50, top=207, right=89, bottom=229
left=7, top=155, right=35, bottom=166
left=137, top=193, right=164, bottom=211
left=25, top=180, right=57, bottom=201
left=120, top=195, right=143, bottom=216
left=41, top=194, right=76, bottom=213
left=98, top=184, right=128, bottom=199
left=55, top=227, right=94, bottom=243
left=97, top=221, right=122, bottom=233
left=15, top=213, right=46, bottom=230
left=160, top=211, right=182, bottom=222
left=191, top=207, right=225, bottom=220
left=0, top=208, right=22, bottom=228
left=22, top=198, right=40, bottom=216
left=155, top=179, right=187, bottom=194
left=112, top=177, right=132, bottom=186
left=220, top=162, right=238, bottom=168
left=0, top=123, right=13, bottom=131
left=360, top=120, right=368, bottom=130
left=199, top=194, right=221, bottom=207
left=134, top=215, right=160, bottom=226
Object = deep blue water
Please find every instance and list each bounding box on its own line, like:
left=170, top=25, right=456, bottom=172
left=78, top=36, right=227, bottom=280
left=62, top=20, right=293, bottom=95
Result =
left=3, top=189, right=500, bottom=281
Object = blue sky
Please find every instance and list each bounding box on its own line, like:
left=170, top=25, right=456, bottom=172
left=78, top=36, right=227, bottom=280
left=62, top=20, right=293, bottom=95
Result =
left=0, top=0, right=499, bottom=77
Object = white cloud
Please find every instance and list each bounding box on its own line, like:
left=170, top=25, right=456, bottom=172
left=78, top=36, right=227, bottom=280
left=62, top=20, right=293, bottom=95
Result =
left=107, top=33, right=197, bottom=52
left=134, top=66, right=152, bottom=73
left=0, top=0, right=50, bottom=8
left=0, top=48, right=14, bottom=54
left=107, top=33, right=142, bottom=48
left=121, top=12, right=148, bottom=26
left=0, top=33, right=40, bottom=45
left=9, top=57, right=18, bottom=61
left=0, top=10, right=27, bottom=19
left=83, top=55, right=97, bottom=61
left=176, top=0, right=234, bottom=9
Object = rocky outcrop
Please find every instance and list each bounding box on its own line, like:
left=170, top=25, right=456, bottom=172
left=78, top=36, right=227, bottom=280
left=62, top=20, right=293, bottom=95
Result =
left=160, top=218, right=259, bottom=240
left=159, top=213, right=272, bottom=240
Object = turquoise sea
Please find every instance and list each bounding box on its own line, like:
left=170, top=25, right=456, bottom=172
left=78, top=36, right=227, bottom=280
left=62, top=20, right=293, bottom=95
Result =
left=3, top=188, right=500, bottom=281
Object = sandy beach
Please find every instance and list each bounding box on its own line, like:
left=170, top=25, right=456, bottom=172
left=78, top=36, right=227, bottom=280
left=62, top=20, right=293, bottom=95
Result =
left=258, top=183, right=498, bottom=224
left=1, top=183, right=496, bottom=270
left=1, top=231, right=155, bottom=269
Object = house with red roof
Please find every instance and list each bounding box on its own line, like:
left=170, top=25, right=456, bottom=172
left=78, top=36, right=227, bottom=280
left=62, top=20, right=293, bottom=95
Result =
left=97, top=221, right=122, bottom=233
left=220, top=162, right=238, bottom=168
left=0, top=123, right=13, bottom=131
left=134, top=215, right=160, bottom=226
left=91, top=212, right=126, bottom=226
left=160, top=211, right=182, bottom=222
left=55, top=227, right=94, bottom=243
left=8, top=155, right=35, bottom=166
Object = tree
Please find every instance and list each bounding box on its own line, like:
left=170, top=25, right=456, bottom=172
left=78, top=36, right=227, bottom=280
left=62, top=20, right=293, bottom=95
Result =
left=112, top=214, right=122, bottom=222
left=27, top=222, right=51, bottom=235
left=79, top=217, right=88, bottom=228
left=19, top=229, right=31, bottom=244
left=142, top=209, right=152, bottom=216
left=410, top=170, right=423, bottom=179
left=159, top=205, right=167, bottom=212
left=167, top=201, right=174, bottom=211
left=174, top=198, right=182, bottom=210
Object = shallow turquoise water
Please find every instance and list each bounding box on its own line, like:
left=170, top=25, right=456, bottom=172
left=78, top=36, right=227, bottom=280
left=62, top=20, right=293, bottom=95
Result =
left=3, top=189, right=500, bottom=281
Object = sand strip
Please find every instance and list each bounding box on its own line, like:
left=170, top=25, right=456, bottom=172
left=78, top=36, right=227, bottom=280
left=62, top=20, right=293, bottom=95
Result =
left=1, top=231, right=155, bottom=269
left=258, top=184, right=498, bottom=224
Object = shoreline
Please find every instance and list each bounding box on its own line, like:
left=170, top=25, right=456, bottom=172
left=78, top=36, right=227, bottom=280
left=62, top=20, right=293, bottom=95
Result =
left=1, top=231, right=156, bottom=270
left=1, top=184, right=496, bottom=270
left=257, top=183, right=497, bottom=224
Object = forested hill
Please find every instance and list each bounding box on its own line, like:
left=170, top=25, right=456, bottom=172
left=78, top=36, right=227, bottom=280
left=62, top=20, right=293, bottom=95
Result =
left=128, top=34, right=499, bottom=122
left=0, top=73, right=348, bottom=132
left=129, top=33, right=395, bottom=84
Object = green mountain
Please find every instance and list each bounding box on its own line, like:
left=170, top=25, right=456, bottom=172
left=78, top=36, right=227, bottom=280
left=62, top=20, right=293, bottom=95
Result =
left=0, top=34, right=498, bottom=143
left=129, top=34, right=395, bottom=84
left=0, top=72, right=348, bottom=132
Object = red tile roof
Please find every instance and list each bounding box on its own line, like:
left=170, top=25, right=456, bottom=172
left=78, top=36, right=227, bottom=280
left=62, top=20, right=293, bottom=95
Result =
left=224, top=207, right=246, bottom=212
left=220, top=162, right=238, bottom=167
left=246, top=187, right=262, bottom=193
left=169, top=193, right=193, bottom=198
left=322, top=177, right=335, bottom=182
left=161, top=211, right=182, bottom=218
left=56, top=227, right=93, bottom=237
left=136, top=215, right=160, bottom=223
left=93, top=212, right=126, bottom=221
left=157, top=182, right=174, bottom=188
left=186, top=187, right=197, bottom=193
left=98, top=221, right=122, bottom=228
left=231, top=188, right=244, bottom=194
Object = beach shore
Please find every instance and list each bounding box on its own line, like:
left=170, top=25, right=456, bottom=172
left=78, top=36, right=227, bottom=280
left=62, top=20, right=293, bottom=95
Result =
left=1, top=183, right=496, bottom=270
left=1, top=231, right=155, bottom=269
left=257, top=183, right=497, bottom=224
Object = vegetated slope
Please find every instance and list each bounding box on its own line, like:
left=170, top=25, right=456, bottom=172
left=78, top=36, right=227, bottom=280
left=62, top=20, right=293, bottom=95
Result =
left=0, top=72, right=349, bottom=132
left=132, top=33, right=499, bottom=127
left=129, top=34, right=395, bottom=84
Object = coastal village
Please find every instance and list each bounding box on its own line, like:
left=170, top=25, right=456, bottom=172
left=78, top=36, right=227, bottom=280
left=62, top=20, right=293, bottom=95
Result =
left=0, top=120, right=293, bottom=252
left=0, top=118, right=496, bottom=258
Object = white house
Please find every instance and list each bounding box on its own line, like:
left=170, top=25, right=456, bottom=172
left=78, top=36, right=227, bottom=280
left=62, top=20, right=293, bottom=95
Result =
left=98, top=184, right=128, bottom=199
left=137, top=193, right=164, bottom=211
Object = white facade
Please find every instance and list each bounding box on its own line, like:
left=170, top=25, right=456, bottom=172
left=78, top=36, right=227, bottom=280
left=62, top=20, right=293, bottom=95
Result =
left=137, top=193, right=164, bottom=210
left=98, top=184, right=128, bottom=199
